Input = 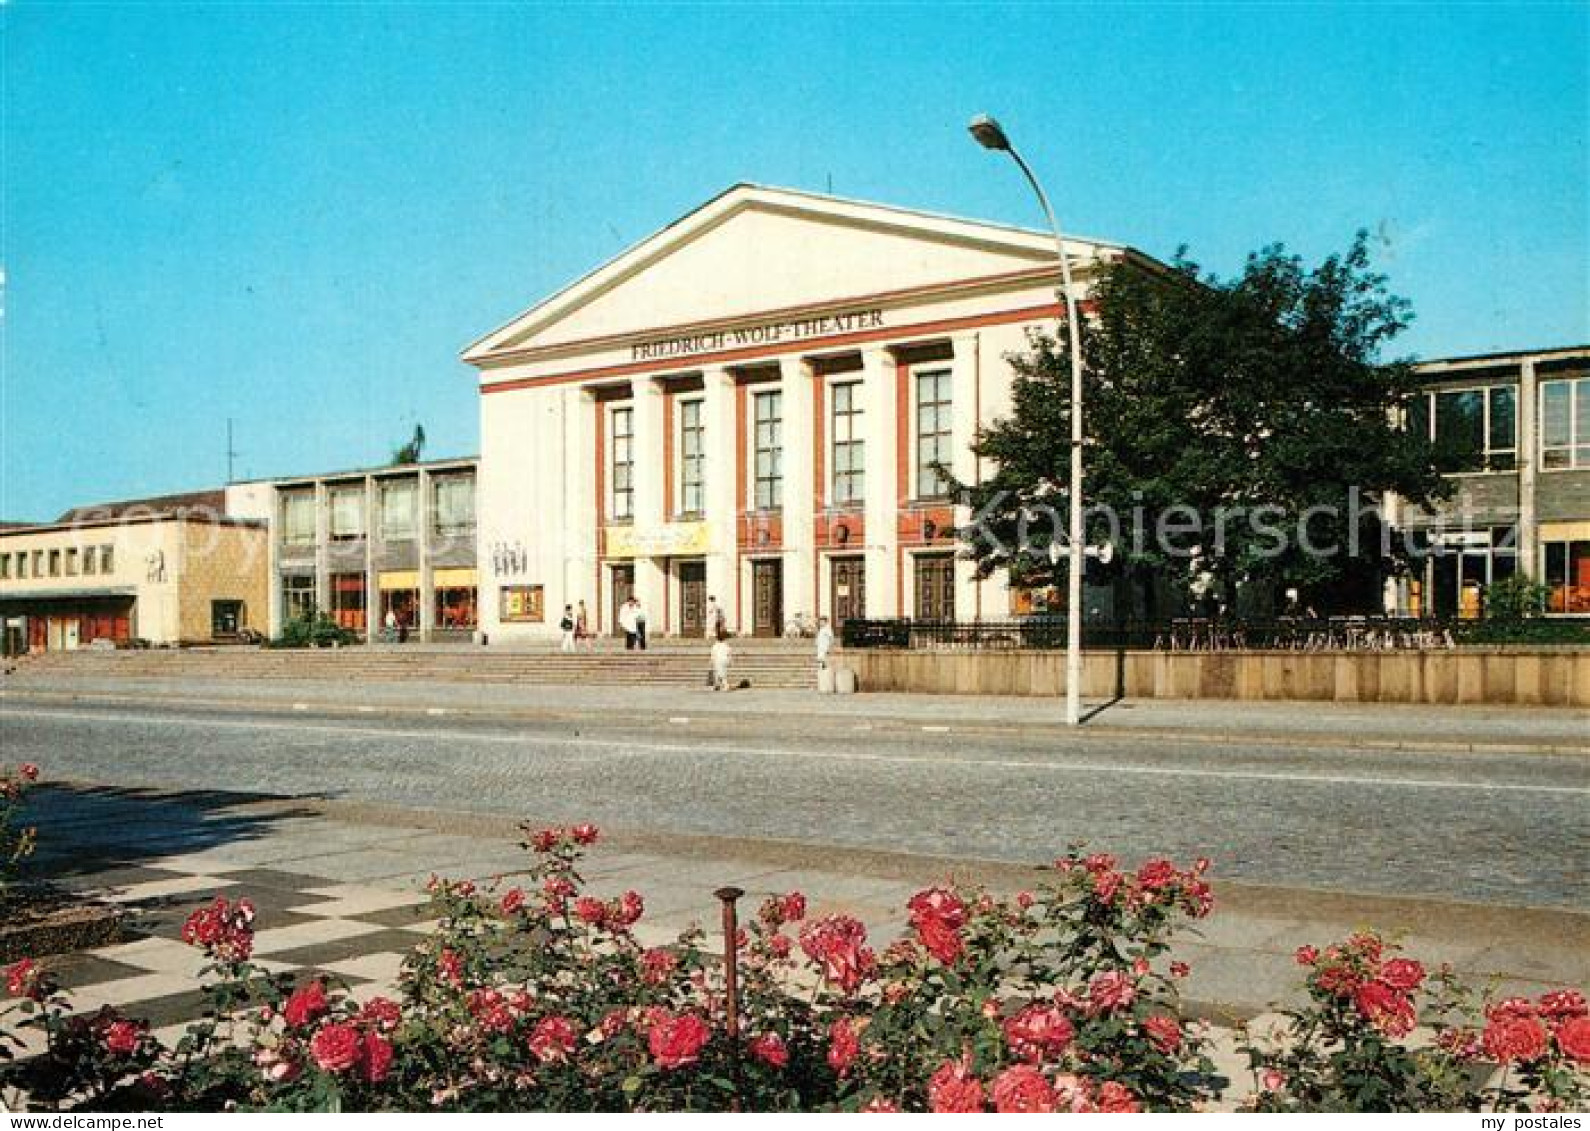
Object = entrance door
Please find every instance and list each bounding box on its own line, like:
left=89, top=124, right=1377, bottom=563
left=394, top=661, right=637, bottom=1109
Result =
left=830, top=556, right=866, bottom=629
left=752, top=559, right=783, bottom=638
left=678, top=560, right=707, bottom=637
left=915, top=554, right=956, bottom=621
left=610, top=564, right=634, bottom=635
left=63, top=618, right=81, bottom=650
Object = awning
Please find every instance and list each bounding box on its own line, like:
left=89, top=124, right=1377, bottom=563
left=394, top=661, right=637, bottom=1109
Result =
left=0, top=588, right=136, bottom=603
left=378, top=570, right=420, bottom=591
left=433, top=567, right=477, bottom=588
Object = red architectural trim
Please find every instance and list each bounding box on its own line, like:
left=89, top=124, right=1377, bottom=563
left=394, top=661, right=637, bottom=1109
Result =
left=480, top=303, right=1061, bottom=395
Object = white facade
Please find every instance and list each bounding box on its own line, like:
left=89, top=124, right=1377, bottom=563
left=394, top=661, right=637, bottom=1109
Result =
left=464, top=184, right=1138, bottom=641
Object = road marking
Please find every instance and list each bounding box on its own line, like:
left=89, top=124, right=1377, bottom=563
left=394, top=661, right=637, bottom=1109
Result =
left=426, top=708, right=447, bottom=716
left=292, top=703, right=308, bottom=711
left=669, top=717, right=691, bottom=725
left=358, top=706, right=375, bottom=714
left=922, top=725, right=951, bottom=733
left=3, top=704, right=1585, bottom=798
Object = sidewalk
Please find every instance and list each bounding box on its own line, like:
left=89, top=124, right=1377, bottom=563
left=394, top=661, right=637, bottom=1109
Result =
left=5, top=669, right=1586, bottom=752
left=19, top=781, right=1589, bottom=1036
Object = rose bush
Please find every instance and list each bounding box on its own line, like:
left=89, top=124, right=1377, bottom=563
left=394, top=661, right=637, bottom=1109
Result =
left=1, top=823, right=1585, bottom=1112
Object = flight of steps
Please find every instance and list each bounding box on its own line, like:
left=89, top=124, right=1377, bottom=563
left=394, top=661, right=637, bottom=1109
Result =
left=12, top=642, right=823, bottom=690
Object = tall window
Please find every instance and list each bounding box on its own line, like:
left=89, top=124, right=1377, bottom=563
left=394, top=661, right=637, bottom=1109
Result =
left=433, top=475, right=475, bottom=536
left=379, top=480, right=417, bottom=541
left=1408, top=385, right=1516, bottom=472
left=48, top=550, right=61, bottom=577
left=915, top=368, right=953, bottom=498
left=99, top=545, right=114, bottom=574
left=83, top=546, right=97, bottom=576
left=678, top=398, right=705, bottom=516
left=753, top=389, right=783, bottom=510
left=65, top=548, right=79, bottom=576
left=1543, top=539, right=1590, bottom=615
left=281, top=490, right=315, bottom=545
left=610, top=406, right=635, bottom=521
left=281, top=575, right=315, bottom=623
left=831, top=381, right=865, bottom=505
left=1541, top=375, right=1590, bottom=470
left=329, top=486, right=365, bottom=541
left=0, top=554, right=10, bottom=580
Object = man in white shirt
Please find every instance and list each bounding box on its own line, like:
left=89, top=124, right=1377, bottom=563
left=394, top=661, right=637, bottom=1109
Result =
left=815, top=616, right=835, bottom=669
left=618, top=598, right=639, bottom=651
left=710, top=634, right=732, bottom=690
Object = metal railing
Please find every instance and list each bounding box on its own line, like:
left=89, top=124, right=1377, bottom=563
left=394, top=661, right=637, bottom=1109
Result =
left=841, top=617, right=1460, bottom=652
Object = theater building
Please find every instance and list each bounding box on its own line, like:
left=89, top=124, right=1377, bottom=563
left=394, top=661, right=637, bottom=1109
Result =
left=464, top=184, right=1157, bottom=640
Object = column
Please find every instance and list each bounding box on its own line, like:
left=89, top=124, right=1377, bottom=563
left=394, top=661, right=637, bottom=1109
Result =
left=362, top=475, right=376, bottom=644
left=702, top=367, right=738, bottom=630
left=1518, top=359, right=1539, bottom=577
left=565, top=386, right=599, bottom=615
left=418, top=468, right=433, bottom=642
left=862, top=346, right=900, bottom=616
left=781, top=356, right=816, bottom=622
left=949, top=332, right=981, bottom=621
left=632, top=376, right=668, bottom=630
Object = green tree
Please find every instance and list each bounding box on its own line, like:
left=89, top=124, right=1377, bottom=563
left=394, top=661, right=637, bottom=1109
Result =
left=392, top=423, right=427, bottom=466
left=954, top=234, right=1454, bottom=621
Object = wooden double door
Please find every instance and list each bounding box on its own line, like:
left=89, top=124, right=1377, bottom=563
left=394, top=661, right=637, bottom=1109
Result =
left=678, top=560, right=707, bottom=636
left=751, top=559, right=783, bottom=637
left=914, top=554, right=956, bottom=621
left=829, top=556, right=866, bottom=628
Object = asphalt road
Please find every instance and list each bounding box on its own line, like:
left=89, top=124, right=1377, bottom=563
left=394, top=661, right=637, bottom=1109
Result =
left=2, top=696, right=1586, bottom=910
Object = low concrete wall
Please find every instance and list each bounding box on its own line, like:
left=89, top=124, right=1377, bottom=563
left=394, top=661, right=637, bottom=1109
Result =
left=844, top=648, right=1590, bottom=707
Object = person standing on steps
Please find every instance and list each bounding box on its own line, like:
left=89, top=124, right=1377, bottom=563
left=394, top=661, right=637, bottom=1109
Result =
left=618, top=597, right=639, bottom=651
left=633, top=598, right=649, bottom=651
left=575, top=600, right=593, bottom=652
left=709, top=628, right=733, bottom=691
left=815, top=615, right=835, bottom=671
left=384, top=606, right=398, bottom=644
left=559, top=605, right=576, bottom=653
left=704, top=595, right=725, bottom=640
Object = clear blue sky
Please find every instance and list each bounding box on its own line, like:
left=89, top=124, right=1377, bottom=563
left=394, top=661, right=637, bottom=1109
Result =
left=3, top=2, right=1586, bottom=520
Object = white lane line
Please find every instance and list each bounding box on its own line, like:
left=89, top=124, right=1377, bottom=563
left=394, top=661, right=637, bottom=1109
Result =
left=3, top=705, right=1585, bottom=798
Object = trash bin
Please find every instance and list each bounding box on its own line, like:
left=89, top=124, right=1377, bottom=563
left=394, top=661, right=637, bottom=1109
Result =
left=817, top=666, right=836, bottom=694
left=835, top=667, right=858, bottom=694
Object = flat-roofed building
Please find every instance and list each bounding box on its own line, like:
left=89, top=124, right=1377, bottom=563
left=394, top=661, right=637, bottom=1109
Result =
left=224, top=457, right=479, bottom=641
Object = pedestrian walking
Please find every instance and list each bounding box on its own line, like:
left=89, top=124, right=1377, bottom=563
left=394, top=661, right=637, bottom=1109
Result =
left=383, top=607, right=398, bottom=644
left=575, top=600, right=593, bottom=651
left=559, top=605, right=576, bottom=652
left=709, top=630, right=733, bottom=691
left=815, top=615, right=835, bottom=669
left=618, top=598, right=639, bottom=651
left=704, top=595, right=725, bottom=640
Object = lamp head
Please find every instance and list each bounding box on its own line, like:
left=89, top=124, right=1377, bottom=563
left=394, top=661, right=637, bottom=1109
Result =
left=968, top=114, right=1010, bottom=152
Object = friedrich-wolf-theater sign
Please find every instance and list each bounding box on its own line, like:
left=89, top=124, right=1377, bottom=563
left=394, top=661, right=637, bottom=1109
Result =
left=631, top=307, right=884, bottom=362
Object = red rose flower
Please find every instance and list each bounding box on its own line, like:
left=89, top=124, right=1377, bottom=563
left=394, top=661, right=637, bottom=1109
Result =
left=529, top=1015, right=579, bottom=1063
left=1379, top=958, right=1426, bottom=992
left=991, top=1064, right=1056, bottom=1113
left=1553, top=1015, right=1590, bottom=1064
left=1315, top=963, right=1360, bottom=997
left=860, top=1096, right=901, bottom=1112
left=574, top=897, right=608, bottom=926
left=1096, top=1080, right=1141, bottom=1113
left=1483, top=1016, right=1549, bottom=1064
left=499, top=887, right=525, bottom=916
left=749, top=1031, right=789, bottom=1068
left=1004, top=1003, right=1075, bottom=1063
left=1143, top=1014, right=1183, bottom=1052
left=5, top=958, right=44, bottom=1001
left=437, top=948, right=464, bottom=988
left=570, top=823, right=599, bottom=844
left=358, top=996, right=402, bottom=1032
left=1541, top=989, right=1589, bottom=1020
left=641, top=947, right=678, bottom=986
left=648, top=1011, right=712, bottom=1069
left=359, top=1032, right=393, bottom=1083
left=1170, top=961, right=1191, bottom=979
left=906, top=886, right=967, bottom=930
left=915, top=914, right=965, bottom=966
left=1088, top=969, right=1137, bottom=1013
left=826, top=1017, right=859, bottom=1076
left=1136, top=857, right=1178, bottom=891
left=19, top=763, right=39, bottom=781
left=103, top=1019, right=142, bottom=1055
left=928, top=1058, right=985, bottom=1113
left=284, top=980, right=329, bottom=1028
left=1355, top=980, right=1416, bottom=1037
left=781, top=892, right=807, bottom=921
left=799, top=915, right=874, bottom=994
left=1294, top=945, right=1320, bottom=966
left=310, top=1023, right=363, bottom=1073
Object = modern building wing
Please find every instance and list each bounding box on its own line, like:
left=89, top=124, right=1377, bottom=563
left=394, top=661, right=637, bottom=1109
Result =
left=1390, top=344, right=1589, bottom=617
left=464, top=183, right=1153, bottom=640
left=224, top=456, right=479, bottom=641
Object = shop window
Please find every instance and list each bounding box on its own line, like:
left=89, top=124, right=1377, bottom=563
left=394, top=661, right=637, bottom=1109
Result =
left=211, top=600, right=244, bottom=638
left=1543, top=540, right=1590, bottom=615
left=1541, top=375, right=1590, bottom=470
left=915, top=368, right=953, bottom=499
left=281, top=575, right=316, bottom=623
left=678, top=398, right=705, bottom=516
left=379, top=480, right=418, bottom=541
left=330, top=572, right=367, bottom=631
left=434, top=585, right=477, bottom=629
left=500, top=584, right=544, bottom=623
left=433, top=475, right=475, bottom=537
left=753, top=389, right=783, bottom=510
left=99, top=545, right=114, bottom=574
left=610, top=406, right=635, bottom=521
left=831, top=381, right=865, bottom=505
left=1409, top=385, right=1516, bottom=472
left=329, top=486, right=365, bottom=541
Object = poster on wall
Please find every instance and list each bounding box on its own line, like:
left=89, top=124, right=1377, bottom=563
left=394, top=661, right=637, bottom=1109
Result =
left=500, top=584, right=544, bottom=623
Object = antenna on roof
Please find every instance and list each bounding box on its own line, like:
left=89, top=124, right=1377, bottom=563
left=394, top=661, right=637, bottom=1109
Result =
left=226, top=418, right=240, bottom=484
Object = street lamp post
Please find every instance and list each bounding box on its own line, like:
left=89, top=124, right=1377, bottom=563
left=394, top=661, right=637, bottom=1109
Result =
left=969, top=113, right=1086, bottom=727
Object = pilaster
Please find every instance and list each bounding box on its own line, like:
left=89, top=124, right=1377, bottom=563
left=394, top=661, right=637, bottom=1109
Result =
left=781, top=356, right=816, bottom=621
left=862, top=346, right=900, bottom=616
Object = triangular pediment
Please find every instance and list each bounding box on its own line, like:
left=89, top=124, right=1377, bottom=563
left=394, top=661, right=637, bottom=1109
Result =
left=462, top=184, right=1121, bottom=364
